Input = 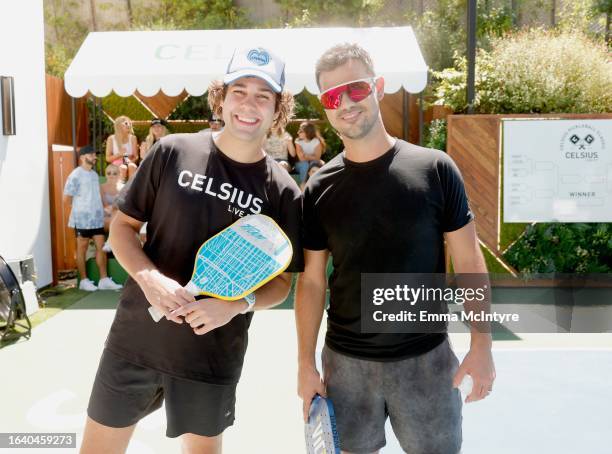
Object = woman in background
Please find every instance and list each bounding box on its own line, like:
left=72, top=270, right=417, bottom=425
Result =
left=99, top=164, right=124, bottom=252
left=105, top=115, right=138, bottom=182
left=140, top=118, right=168, bottom=161
left=294, top=121, right=324, bottom=183
left=263, top=127, right=295, bottom=172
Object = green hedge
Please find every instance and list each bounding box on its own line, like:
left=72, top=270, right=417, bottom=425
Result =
left=432, top=29, right=612, bottom=114
left=168, top=94, right=210, bottom=121
left=101, top=93, right=153, bottom=121
left=424, top=119, right=447, bottom=151
left=504, top=224, right=612, bottom=274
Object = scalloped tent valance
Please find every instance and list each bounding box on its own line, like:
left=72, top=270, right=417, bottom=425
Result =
left=65, top=27, right=428, bottom=98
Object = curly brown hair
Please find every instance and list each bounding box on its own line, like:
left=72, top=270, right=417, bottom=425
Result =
left=207, top=80, right=294, bottom=135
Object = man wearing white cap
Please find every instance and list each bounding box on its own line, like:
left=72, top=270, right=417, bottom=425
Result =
left=80, top=47, right=303, bottom=454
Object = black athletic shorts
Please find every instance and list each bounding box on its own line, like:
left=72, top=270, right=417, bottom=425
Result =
left=75, top=227, right=105, bottom=238
left=87, top=348, right=236, bottom=438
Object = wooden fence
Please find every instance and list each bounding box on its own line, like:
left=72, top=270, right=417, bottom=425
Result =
left=46, top=75, right=89, bottom=283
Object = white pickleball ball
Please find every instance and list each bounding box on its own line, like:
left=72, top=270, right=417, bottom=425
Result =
left=458, top=375, right=473, bottom=395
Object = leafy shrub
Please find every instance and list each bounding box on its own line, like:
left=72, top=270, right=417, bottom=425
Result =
left=132, top=0, right=251, bottom=30
left=424, top=119, right=447, bottom=151
left=407, top=0, right=513, bottom=72
left=432, top=29, right=612, bottom=114
left=320, top=125, right=343, bottom=161
left=101, top=93, right=153, bottom=122
left=273, top=0, right=398, bottom=28
left=503, top=223, right=612, bottom=273
left=168, top=95, right=211, bottom=121
left=294, top=91, right=321, bottom=120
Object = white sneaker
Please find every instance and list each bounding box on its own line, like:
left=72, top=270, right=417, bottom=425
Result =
left=102, top=241, right=112, bottom=253
left=79, top=278, right=98, bottom=292
left=98, top=277, right=123, bottom=291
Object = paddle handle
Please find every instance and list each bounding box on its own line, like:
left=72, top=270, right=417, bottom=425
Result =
left=148, top=281, right=200, bottom=322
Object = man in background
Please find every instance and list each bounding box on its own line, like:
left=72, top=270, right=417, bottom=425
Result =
left=63, top=144, right=123, bottom=292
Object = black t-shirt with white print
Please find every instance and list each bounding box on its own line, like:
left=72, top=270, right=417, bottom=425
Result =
left=106, top=132, right=304, bottom=385
left=302, top=139, right=474, bottom=361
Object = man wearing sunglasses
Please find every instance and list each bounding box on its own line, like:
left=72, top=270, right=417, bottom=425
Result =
left=296, top=43, right=495, bottom=454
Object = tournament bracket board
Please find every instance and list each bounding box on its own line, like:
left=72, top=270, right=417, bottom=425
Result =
left=502, top=118, right=612, bottom=222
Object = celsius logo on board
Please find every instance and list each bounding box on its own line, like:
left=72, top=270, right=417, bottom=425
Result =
left=560, top=124, right=605, bottom=162
left=247, top=48, right=270, bottom=66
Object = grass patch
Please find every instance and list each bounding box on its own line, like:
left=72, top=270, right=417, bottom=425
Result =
left=0, top=286, right=87, bottom=350
left=481, top=244, right=513, bottom=274
left=499, top=222, right=529, bottom=252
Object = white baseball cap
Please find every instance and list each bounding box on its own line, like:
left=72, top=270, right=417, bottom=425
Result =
left=224, top=47, right=286, bottom=93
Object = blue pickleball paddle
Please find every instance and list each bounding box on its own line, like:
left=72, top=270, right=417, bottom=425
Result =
left=305, top=395, right=341, bottom=454
left=149, top=214, right=292, bottom=322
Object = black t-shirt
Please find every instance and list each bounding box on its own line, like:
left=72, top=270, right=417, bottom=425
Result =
left=106, top=132, right=304, bottom=384
left=302, top=139, right=474, bottom=361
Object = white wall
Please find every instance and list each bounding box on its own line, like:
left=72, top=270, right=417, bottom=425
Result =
left=0, top=0, right=53, bottom=287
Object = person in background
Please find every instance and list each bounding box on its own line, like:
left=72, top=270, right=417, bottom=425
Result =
left=200, top=113, right=225, bottom=133
left=263, top=126, right=295, bottom=172
left=140, top=118, right=168, bottom=162
left=106, top=115, right=138, bottom=182
left=294, top=121, right=324, bottom=183
left=138, top=118, right=169, bottom=246
left=100, top=164, right=124, bottom=252
left=300, top=160, right=325, bottom=191
left=209, top=113, right=224, bottom=132
left=63, top=145, right=123, bottom=292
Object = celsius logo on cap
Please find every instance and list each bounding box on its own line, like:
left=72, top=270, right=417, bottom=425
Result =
left=247, top=49, right=270, bottom=66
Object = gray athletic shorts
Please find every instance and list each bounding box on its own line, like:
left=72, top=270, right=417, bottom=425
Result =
left=322, top=338, right=462, bottom=453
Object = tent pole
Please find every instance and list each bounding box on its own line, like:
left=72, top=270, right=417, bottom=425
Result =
left=92, top=96, right=96, bottom=153
left=98, top=97, right=103, bottom=154
left=467, top=0, right=477, bottom=114
left=71, top=97, right=77, bottom=165
left=402, top=90, right=409, bottom=141
left=418, top=92, right=424, bottom=146
left=89, top=96, right=96, bottom=172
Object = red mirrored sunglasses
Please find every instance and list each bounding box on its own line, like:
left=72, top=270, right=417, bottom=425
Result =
left=318, top=77, right=382, bottom=110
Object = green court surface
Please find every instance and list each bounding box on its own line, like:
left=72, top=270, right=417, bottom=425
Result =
left=85, top=257, right=129, bottom=285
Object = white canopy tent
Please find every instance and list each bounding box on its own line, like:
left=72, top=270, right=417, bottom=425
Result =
left=65, top=27, right=427, bottom=97
left=64, top=26, right=428, bottom=149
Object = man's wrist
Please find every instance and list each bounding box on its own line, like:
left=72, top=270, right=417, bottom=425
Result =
left=298, top=355, right=317, bottom=370
left=235, top=299, right=250, bottom=314
left=470, top=332, right=492, bottom=350
left=134, top=268, right=160, bottom=286
left=238, top=293, right=255, bottom=314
